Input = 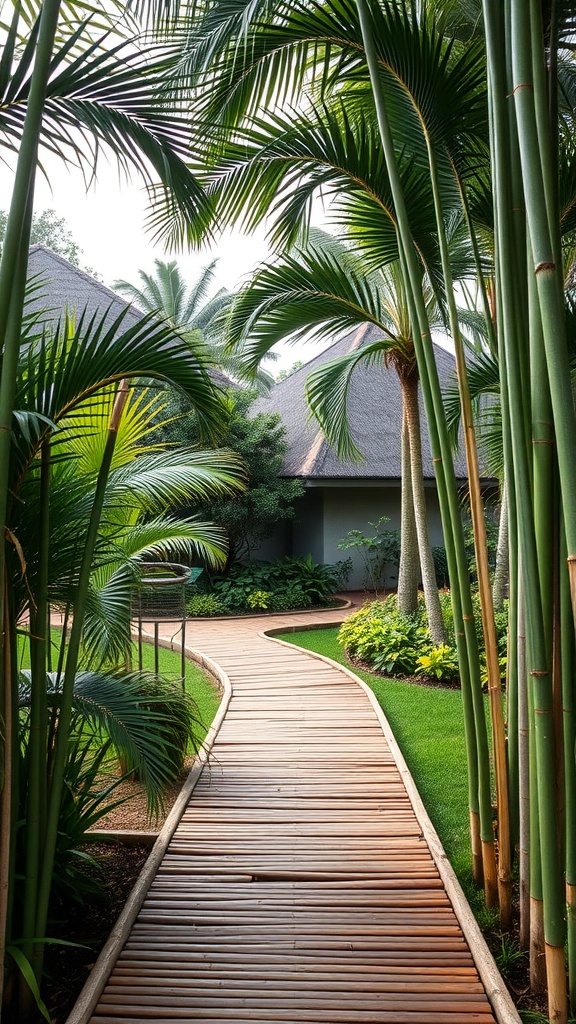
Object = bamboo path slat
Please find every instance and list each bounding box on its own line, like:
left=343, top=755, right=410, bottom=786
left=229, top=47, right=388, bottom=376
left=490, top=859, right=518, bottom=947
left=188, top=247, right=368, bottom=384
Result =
left=87, top=609, right=504, bottom=1024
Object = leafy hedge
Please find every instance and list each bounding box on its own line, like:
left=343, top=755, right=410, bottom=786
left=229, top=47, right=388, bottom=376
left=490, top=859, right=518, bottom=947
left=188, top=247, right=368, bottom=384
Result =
left=186, top=555, right=350, bottom=616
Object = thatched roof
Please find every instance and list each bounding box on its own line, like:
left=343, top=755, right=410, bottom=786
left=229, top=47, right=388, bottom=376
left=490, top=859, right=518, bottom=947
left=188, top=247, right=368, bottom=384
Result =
left=25, top=245, right=233, bottom=389
left=254, top=325, right=469, bottom=481
left=27, top=245, right=143, bottom=331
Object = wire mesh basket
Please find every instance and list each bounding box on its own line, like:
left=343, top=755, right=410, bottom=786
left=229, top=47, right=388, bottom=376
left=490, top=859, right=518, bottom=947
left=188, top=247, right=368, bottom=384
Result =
left=132, top=562, right=191, bottom=621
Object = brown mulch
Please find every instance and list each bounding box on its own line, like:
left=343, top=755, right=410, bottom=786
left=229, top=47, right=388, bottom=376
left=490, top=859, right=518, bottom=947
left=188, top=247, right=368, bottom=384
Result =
left=44, top=842, right=150, bottom=1024
left=96, top=755, right=196, bottom=833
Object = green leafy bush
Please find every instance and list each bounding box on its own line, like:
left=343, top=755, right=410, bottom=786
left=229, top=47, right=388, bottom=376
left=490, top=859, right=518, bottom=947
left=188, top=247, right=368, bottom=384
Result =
left=417, top=644, right=460, bottom=682
left=246, top=589, right=273, bottom=610
left=270, top=587, right=312, bottom=611
left=338, top=517, right=400, bottom=590
left=186, top=594, right=224, bottom=617
left=209, top=555, right=348, bottom=610
left=338, top=601, right=429, bottom=676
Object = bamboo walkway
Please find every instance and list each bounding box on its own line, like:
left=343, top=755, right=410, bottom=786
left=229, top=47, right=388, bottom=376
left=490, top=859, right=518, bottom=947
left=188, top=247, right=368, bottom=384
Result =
left=88, top=608, right=506, bottom=1024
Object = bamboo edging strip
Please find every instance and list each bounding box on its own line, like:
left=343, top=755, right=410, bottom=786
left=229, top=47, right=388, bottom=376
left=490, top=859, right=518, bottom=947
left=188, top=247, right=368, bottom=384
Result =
left=265, top=626, right=521, bottom=1024
left=65, top=649, right=232, bottom=1024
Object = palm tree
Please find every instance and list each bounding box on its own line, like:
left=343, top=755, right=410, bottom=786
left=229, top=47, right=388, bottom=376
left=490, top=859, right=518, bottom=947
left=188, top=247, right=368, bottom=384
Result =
left=114, top=259, right=276, bottom=389
left=114, top=259, right=229, bottom=344
left=2, top=303, right=245, bottom=1018
left=226, top=232, right=446, bottom=641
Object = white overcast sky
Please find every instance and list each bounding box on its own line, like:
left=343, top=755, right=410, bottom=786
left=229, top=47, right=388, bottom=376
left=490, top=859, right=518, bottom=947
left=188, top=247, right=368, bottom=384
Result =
left=0, top=157, right=334, bottom=373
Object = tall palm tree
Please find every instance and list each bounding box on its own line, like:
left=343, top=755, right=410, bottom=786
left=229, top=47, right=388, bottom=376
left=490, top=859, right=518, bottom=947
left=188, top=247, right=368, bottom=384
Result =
left=227, top=232, right=446, bottom=640
left=114, top=259, right=276, bottom=389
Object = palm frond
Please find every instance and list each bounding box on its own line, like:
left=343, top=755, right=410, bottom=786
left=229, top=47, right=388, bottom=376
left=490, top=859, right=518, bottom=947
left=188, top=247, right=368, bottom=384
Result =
left=306, top=339, right=396, bottom=462
left=225, top=231, right=396, bottom=372
left=0, top=30, right=212, bottom=245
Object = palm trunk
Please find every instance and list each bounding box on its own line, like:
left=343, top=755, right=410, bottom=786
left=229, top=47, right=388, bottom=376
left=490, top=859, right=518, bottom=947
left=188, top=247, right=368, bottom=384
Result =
left=493, top=482, right=509, bottom=610
left=397, top=406, right=419, bottom=615
left=400, top=372, right=444, bottom=642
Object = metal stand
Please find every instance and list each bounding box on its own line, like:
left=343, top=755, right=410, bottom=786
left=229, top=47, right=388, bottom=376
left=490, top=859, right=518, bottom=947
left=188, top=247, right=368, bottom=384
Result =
left=132, top=562, right=192, bottom=690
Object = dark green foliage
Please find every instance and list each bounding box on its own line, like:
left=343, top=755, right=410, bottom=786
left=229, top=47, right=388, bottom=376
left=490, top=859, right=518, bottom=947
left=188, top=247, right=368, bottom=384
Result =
left=432, top=544, right=450, bottom=588
left=269, top=586, right=312, bottom=611
left=208, top=555, right=347, bottom=611
left=161, top=389, right=305, bottom=562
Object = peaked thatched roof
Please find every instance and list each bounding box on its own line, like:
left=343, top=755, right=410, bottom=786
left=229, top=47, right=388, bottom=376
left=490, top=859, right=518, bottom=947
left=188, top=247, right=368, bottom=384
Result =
left=25, top=245, right=233, bottom=388
left=254, top=325, right=469, bottom=480
left=27, top=245, right=143, bottom=331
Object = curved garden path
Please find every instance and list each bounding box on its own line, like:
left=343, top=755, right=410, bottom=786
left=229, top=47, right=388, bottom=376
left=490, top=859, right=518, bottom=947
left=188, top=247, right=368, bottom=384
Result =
left=80, top=607, right=519, bottom=1024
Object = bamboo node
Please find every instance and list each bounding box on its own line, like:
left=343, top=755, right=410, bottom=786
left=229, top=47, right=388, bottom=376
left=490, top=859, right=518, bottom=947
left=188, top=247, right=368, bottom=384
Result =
left=530, top=670, right=549, bottom=678
left=512, top=83, right=533, bottom=94
left=462, top=615, right=473, bottom=621
left=535, top=261, right=556, bottom=274
left=532, top=438, right=553, bottom=445
left=0, top=425, right=10, bottom=432
left=567, top=556, right=576, bottom=565
left=432, top=456, right=442, bottom=463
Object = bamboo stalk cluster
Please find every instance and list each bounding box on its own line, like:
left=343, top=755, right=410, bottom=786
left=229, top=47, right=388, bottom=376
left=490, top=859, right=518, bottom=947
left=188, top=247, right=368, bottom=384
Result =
left=358, top=2, right=576, bottom=1020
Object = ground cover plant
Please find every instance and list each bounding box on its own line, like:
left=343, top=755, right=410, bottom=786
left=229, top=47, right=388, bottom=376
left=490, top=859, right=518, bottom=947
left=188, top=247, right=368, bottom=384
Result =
left=337, top=594, right=508, bottom=684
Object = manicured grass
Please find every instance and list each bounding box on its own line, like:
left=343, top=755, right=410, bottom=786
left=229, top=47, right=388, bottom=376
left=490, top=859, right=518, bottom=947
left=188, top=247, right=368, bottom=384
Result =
left=281, top=625, right=491, bottom=922
left=18, top=628, right=221, bottom=745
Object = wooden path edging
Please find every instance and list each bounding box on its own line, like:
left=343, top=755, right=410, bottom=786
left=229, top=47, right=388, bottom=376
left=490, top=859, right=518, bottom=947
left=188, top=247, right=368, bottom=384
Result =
left=265, top=626, right=521, bottom=1024
left=66, top=650, right=232, bottom=1024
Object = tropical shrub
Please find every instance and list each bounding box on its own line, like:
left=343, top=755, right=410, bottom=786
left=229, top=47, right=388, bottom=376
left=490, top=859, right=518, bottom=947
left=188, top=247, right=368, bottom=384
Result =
left=246, top=589, right=273, bottom=610
left=186, top=594, right=225, bottom=617
left=270, top=587, right=312, bottom=611
left=338, top=517, right=400, bottom=591
left=338, top=601, right=429, bottom=676
left=208, top=556, right=348, bottom=611
left=417, top=645, right=460, bottom=683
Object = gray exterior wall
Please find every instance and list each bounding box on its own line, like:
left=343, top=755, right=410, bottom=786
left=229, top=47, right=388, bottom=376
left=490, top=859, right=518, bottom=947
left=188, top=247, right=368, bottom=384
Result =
left=252, top=480, right=446, bottom=590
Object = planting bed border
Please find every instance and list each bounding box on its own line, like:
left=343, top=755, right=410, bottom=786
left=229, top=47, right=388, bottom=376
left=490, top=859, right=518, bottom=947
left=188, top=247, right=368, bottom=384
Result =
left=266, top=624, right=521, bottom=1024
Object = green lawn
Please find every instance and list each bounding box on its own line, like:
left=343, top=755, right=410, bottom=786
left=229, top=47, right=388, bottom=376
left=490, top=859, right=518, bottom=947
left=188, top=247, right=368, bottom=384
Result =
left=281, top=625, right=492, bottom=923
left=18, top=628, right=221, bottom=745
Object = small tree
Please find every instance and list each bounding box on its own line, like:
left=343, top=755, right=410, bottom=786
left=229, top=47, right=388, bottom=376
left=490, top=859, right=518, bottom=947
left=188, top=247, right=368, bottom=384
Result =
left=338, top=518, right=400, bottom=593
left=164, top=389, right=304, bottom=564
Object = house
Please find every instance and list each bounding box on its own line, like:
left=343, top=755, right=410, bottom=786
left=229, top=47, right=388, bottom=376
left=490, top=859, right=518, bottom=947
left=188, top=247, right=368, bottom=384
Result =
left=253, top=326, right=481, bottom=589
